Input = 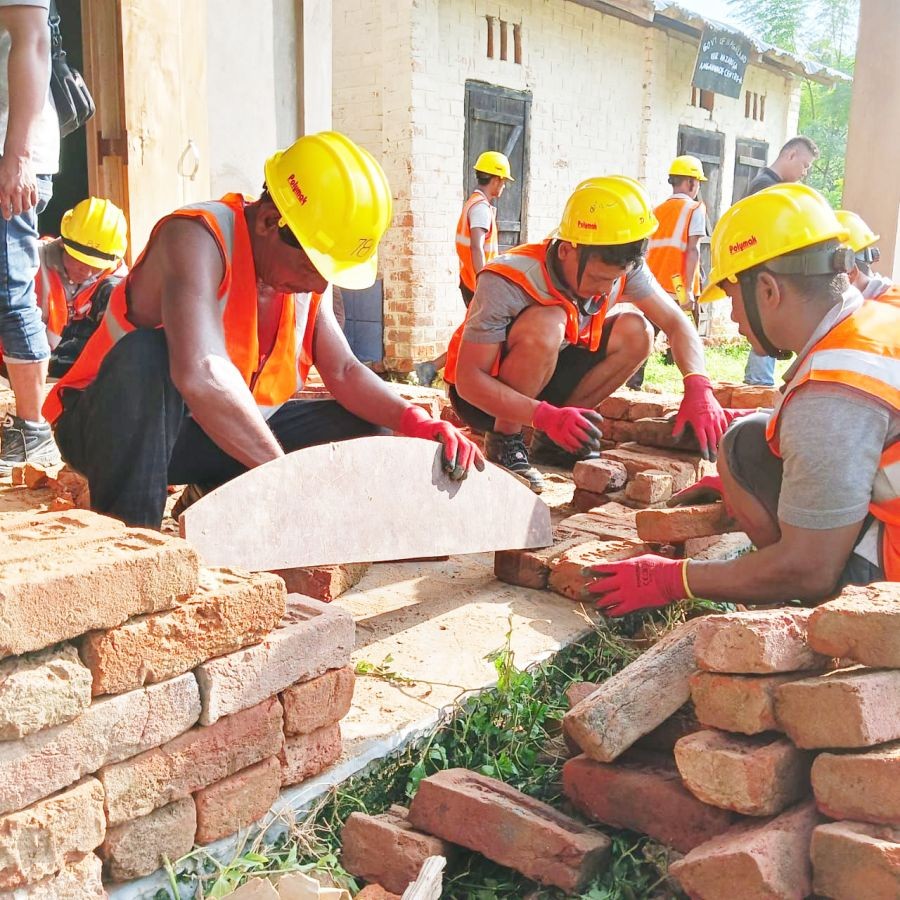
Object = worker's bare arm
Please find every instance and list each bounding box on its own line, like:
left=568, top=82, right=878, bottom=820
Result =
left=470, top=226, right=488, bottom=275
left=455, top=338, right=539, bottom=425
left=685, top=235, right=701, bottom=299
left=155, top=219, right=283, bottom=466
left=631, top=281, right=707, bottom=376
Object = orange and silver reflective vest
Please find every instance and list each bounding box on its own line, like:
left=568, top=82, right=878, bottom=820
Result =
left=44, top=193, right=322, bottom=424
left=455, top=190, right=499, bottom=292
left=645, top=195, right=703, bottom=298
left=444, top=240, right=621, bottom=385
left=766, top=299, right=900, bottom=579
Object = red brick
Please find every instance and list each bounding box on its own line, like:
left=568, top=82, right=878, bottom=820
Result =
left=730, top=385, right=778, bottom=409
left=556, top=501, right=639, bottom=542
left=354, top=887, right=401, bottom=900
left=267, top=562, right=370, bottom=602
left=563, top=751, right=738, bottom=853
left=565, top=681, right=598, bottom=708
left=194, top=756, right=281, bottom=843
left=493, top=536, right=588, bottom=589
left=633, top=416, right=701, bottom=451
left=0, top=510, right=198, bottom=657
left=775, top=669, right=900, bottom=749
left=602, top=446, right=698, bottom=492
left=282, top=667, right=355, bottom=735
left=636, top=502, right=734, bottom=543
left=807, top=582, right=900, bottom=668
left=341, top=805, right=453, bottom=895
left=408, top=768, right=610, bottom=892
left=597, top=396, right=632, bottom=419
left=23, top=463, right=51, bottom=489
left=694, top=608, right=828, bottom=674
left=625, top=400, right=671, bottom=421
left=6, top=852, right=105, bottom=899
left=674, top=730, right=811, bottom=816
left=625, top=470, right=673, bottom=505
left=811, top=821, right=900, bottom=900
left=564, top=618, right=702, bottom=762
left=690, top=671, right=807, bottom=735
left=605, top=418, right=640, bottom=443
left=812, top=742, right=900, bottom=825
left=670, top=799, right=820, bottom=900
left=572, top=458, right=628, bottom=494
left=633, top=704, right=703, bottom=753
left=713, top=384, right=735, bottom=406
left=279, top=723, right=343, bottom=785
left=571, top=488, right=609, bottom=512
left=548, top=539, right=651, bottom=600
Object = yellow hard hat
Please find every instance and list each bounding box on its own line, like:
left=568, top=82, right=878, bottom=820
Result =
left=474, top=150, right=514, bottom=181
left=557, top=176, right=658, bottom=246
left=60, top=197, right=128, bottom=268
left=835, top=210, right=879, bottom=254
left=264, top=131, right=393, bottom=290
left=699, top=183, right=849, bottom=303
left=669, top=155, right=707, bottom=181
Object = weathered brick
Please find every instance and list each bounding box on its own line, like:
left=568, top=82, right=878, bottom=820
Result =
left=633, top=416, right=701, bottom=452
left=556, top=501, right=639, bottom=542
left=636, top=502, right=734, bottom=543
left=0, top=672, right=199, bottom=816
left=572, top=458, right=628, bottom=494
left=564, top=618, right=702, bottom=762
left=195, top=596, right=354, bottom=725
left=99, top=797, right=196, bottom=881
left=633, top=704, right=703, bottom=753
left=0, top=643, right=92, bottom=740
left=713, top=384, right=734, bottom=406
left=811, top=821, right=900, bottom=900
left=563, top=751, right=737, bottom=853
left=812, top=742, right=900, bottom=825
left=605, top=418, right=640, bottom=443
left=0, top=510, right=198, bottom=658
left=0, top=778, right=105, bottom=890
left=775, top=669, right=900, bottom=749
left=0, top=852, right=105, bottom=899
left=280, top=723, right=343, bottom=785
left=675, top=730, right=811, bottom=816
left=548, top=539, right=651, bottom=600
left=597, top=395, right=632, bottom=419
left=565, top=681, right=598, bottom=708
left=624, top=469, right=673, bottom=505
left=268, top=562, right=370, bottom=602
left=408, top=768, right=610, bottom=892
left=353, top=887, right=401, bottom=900
left=81, top=568, right=286, bottom=695
left=670, top=799, right=820, bottom=900
left=690, top=671, right=807, bottom=735
left=99, top=696, right=284, bottom=825
left=729, top=384, right=778, bottom=409
left=694, top=608, right=828, bottom=674
left=194, top=756, right=282, bottom=844
left=571, top=488, right=610, bottom=513
left=625, top=400, right=672, bottom=421
left=807, top=582, right=900, bottom=668
left=341, top=805, right=453, bottom=895
left=493, top=536, right=588, bottom=589
left=282, top=667, right=355, bottom=735
left=601, top=446, right=698, bottom=492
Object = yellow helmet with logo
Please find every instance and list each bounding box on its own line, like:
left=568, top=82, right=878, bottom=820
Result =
left=474, top=151, right=514, bottom=181
left=669, top=155, right=707, bottom=181
left=699, top=183, right=849, bottom=303
left=835, top=210, right=879, bottom=254
left=264, top=131, right=393, bottom=290
left=557, top=176, right=658, bottom=246
left=60, top=197, right=128, bottom=269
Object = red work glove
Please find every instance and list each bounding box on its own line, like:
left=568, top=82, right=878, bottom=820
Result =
left=398, top=406, right=486, bottom=481
left=585, top=554, right=691, bottom=616
left=722, top=407, right=761, bottom=426
left=673, top=374, right=728, bottom=461
left=667, top=473, right=725, bottom=507
left=532, top=402, right=603, bottom=453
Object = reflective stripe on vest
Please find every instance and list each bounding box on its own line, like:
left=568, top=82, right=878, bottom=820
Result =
left=456, top=191, right=499, bottom=292
left=43, top=193, right=322, bottom=424
left=765, top=299, right=900, bottom=578
left=645, top=196, right=702, bottom=296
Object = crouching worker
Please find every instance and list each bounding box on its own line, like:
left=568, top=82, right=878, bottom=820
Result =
left=835, top=209, right=897, bottom=303
left=586, top=184, right=899, bottom=616
left=443, top=176, right=726, bottom=493
left=43, top=131, right=482, bottom=529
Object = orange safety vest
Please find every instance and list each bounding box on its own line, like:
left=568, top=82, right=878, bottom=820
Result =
left=872, top=282, right=900, bottom=306
left=444, top=240, right=620, bottom=385
left=766, top=299, right=900, bottom=579
left=455, top=191, right=499, bottom=292
left=645, top=195, right=703, bottom=298
left=44, top=193, right=323, bottom=424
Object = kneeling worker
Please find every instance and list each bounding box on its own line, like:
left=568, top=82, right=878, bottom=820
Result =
left=835, top=209, right=897, bottom=303
left=43, top=131, right=482, bottom=529
left=444, top=176, right=727, bottom=492
left=587, top=184, right=899, bottom=615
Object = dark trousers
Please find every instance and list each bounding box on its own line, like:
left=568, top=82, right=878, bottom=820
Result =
left=54, top=329, right=383, bottom=528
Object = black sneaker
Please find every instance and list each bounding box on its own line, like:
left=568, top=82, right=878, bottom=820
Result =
left=484, top=430, right=544, bottom=493
left=0, top=413, right=61, bottom=476
left=530, top=430, right=600, bottom=469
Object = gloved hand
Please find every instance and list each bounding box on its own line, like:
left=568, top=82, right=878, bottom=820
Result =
left=673, top=374, right=727, bottom=461
left=666, top=473, right=725, bottom=507
left=398, top=406, right=485, bottom=481
left=722, top=407, right=761, bottom=426
left=532, top=402, right=603, bottom=453
left=585, top=554, right=690, bottom=616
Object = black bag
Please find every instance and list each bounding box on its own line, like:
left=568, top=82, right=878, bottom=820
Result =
left=48, top=0, right=95, bottom=138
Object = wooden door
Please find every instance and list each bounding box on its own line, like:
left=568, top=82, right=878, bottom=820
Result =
left=732, top=138, right=769, bottom=203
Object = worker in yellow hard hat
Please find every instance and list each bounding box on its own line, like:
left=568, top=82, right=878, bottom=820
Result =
left=443, top=176, right=727, bottom=492
left=835, top=210, right=896, bottom=302
left=585, top=183, right=900, bottom=614
left=43, top=131, right=483, bottom=527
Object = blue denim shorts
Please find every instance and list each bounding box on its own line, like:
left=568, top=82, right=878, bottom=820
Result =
left=0, top=175, right=53, bottom=363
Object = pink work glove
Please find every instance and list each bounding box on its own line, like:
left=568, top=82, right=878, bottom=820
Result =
left=398, top=406, right=486, bottom=481
left=722, top=407, right=761, bottom=426
left=532, top=402, right=603, bottom=453
left=666, top=473, right=725, bottom=508
left=585, top=554, right=690, bottom=616
left=673, top=374, right=728, bottom=461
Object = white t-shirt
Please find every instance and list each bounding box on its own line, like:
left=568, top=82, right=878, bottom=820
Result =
left=671, top=192, right=707, bottom=237
left=467, top=191, right=494, bottom=232
left=0, top=0, right=59, bottom=175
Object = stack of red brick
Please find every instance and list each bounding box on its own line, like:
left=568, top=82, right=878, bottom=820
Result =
left=562, top=582, right=900, bottom=899
left=0, top=509, right=356, bottom=897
